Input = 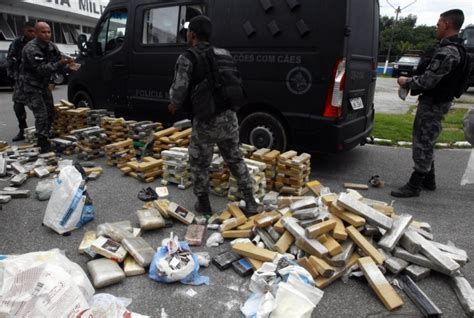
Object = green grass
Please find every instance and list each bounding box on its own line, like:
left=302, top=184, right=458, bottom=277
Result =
left=373, top=107, right=466, bottom=144
left=377, top=73, right=393, bottom=78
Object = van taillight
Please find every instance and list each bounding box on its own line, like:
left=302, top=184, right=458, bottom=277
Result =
left=323, top=58, right=346, bottom=118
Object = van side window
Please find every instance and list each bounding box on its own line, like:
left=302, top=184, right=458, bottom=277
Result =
left=96, top=9, right=128, bottom=55
left=142, top=5, right=205, bottom=45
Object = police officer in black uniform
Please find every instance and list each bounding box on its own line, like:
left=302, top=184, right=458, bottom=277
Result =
left=19, top=22, right=74, bottom=153
left=6, top=21, right=36, bottom=142
left=392, top=9, right=468, bottom=197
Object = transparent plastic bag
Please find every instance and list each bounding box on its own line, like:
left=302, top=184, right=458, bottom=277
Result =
left=148, top=237, right=209, bottom=285
left=35, top=179, right=56, bottom=201
left=461, top=149, right=474, bottom=186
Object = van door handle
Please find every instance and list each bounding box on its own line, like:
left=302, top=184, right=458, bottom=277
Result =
left=114, top=63, right=126, bottom=69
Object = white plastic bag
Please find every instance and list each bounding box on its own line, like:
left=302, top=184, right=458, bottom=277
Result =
left=0, top=249, right=94, bottom=317
left=272, top=272, right=324, bottom=318
left=461, top=149, right=474, bottom=185
left=241, top=292, right=275, bottom=318
left=43, top=166, right=94, bottom=234
left=464, top=107, right=474, bottom=145
left=206, top=232, right=224, bottom=247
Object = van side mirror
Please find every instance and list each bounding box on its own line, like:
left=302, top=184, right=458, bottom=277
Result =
left=77, top=34, right=88, bottom=53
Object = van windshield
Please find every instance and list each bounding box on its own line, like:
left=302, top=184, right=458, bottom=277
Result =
left=397, top=56, right=420, bottom=64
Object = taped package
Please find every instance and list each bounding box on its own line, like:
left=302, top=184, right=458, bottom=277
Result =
left=87, top=258, right=126, bottom=288
left=136, top=208, right=165, bottom=230
left=122, top=237, right=155, bottom=267
left=91, top=236, right=128, bottom=262
left=99, top=222, right=134, bottom=243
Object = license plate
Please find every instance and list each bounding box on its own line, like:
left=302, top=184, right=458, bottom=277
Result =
left=350, top=97, right=364, bottom=110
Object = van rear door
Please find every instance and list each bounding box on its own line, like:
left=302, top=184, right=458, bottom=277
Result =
left=342, top=0, right=379, bottom=141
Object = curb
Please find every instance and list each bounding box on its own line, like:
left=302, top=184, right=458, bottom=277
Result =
left=369, top=138, right=472, bottom=149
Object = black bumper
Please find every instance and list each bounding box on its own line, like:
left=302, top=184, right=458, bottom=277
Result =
left=293, top=108, right=374, bottom=153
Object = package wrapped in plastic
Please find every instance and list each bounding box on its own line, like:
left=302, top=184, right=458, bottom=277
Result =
left=149, top=234, right=209, bottom=285
left=122, top=237, right=155, bottom=267
left=97, top=221, right=133, bottom=237
left=87, top=258, right=125, bottom=288
left=464, top=107, right=474, bottom=145
left=100, top=223, right=134, bottom=243
left=0, top=249, right=94, bottom=317
left=91, top=236, right=128, bottom=262
left=194, top=252, right=211, bottom=267
left=206, top=232, right=224, bottom=247
left=124, top=255, right=146, bottom=277
left=35, top=178, right=56, bottom=201
left=136, top=208, right=165, bottom=230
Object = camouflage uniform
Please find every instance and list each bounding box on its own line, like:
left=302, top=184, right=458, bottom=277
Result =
left=169, top=43, right=253, bottom=197
left=407, top=36, right=463, bottom=174
left=6, top=36, right=29, bottom=132
left=19, top=38, right=63, bottom=139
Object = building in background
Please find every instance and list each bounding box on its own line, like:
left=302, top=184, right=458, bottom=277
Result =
left=0, top=0, right=109, bottom=54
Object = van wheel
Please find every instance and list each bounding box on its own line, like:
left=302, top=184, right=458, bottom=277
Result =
left=72, top=90, right=93, bottom=108
left=239, top=112, right=288, bottom=151
left=52, top=73, right=65, bottom=85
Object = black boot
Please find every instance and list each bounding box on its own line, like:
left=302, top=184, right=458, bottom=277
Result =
left=391, top=171, right=426, bottom=198
left=38, top=136, right=52, bottom=154
left=422, top=162, right=436, bottom=191
left=242, top=190, right=263, bottom=215
left=12, top=130, right=25, bottom=142
left=194, top=194, right=212, bottom=215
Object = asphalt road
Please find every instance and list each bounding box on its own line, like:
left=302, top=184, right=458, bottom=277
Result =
left=1, top=85, right=474, bottom=317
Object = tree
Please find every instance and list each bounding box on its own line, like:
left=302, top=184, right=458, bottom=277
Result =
left=397, top=41, right=412, bottom=55
left=379, top=14, right=436, bottom=61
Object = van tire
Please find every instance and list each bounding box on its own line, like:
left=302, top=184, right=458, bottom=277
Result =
left=239, top=112, right=288, bottom=151
left=72, top=90, right=93, bottom=108
left=52, top=73, right=65, bottom=85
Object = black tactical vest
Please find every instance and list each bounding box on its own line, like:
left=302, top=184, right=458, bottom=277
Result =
left=413, top=36, right=467, bottom=102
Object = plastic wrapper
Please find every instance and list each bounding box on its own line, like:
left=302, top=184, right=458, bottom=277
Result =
left=272, top=272, right=324, bottom=318
left=122, top=237, right=155, bottom=267
left=398, top=87, right=408, bottom=101
left=194, top=252, right=211, bottom=267
left=149, top=235, right=209, bottom=285
left=35, top=179, right=56, bottom=201
left=89, top=293, right=150, bottom=318
left=206, top=232, right=224, bottom=247
left=99, top=223, right=135, bottom=243
left=242, top=258, right=323, bottom=318
left=461, top=149, right=474, bottom=186
left=464, top=107, right=474, bottom=145
left=136, top=208, right=165, bottom=230
left=87, top=258, right=125, bottom=288
left=0, top=249, right=94, bottom=317
left=97, top=221, right=133, bottom=237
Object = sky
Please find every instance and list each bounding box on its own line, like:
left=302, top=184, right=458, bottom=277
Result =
left=379, top=0, right=474, bottom=27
